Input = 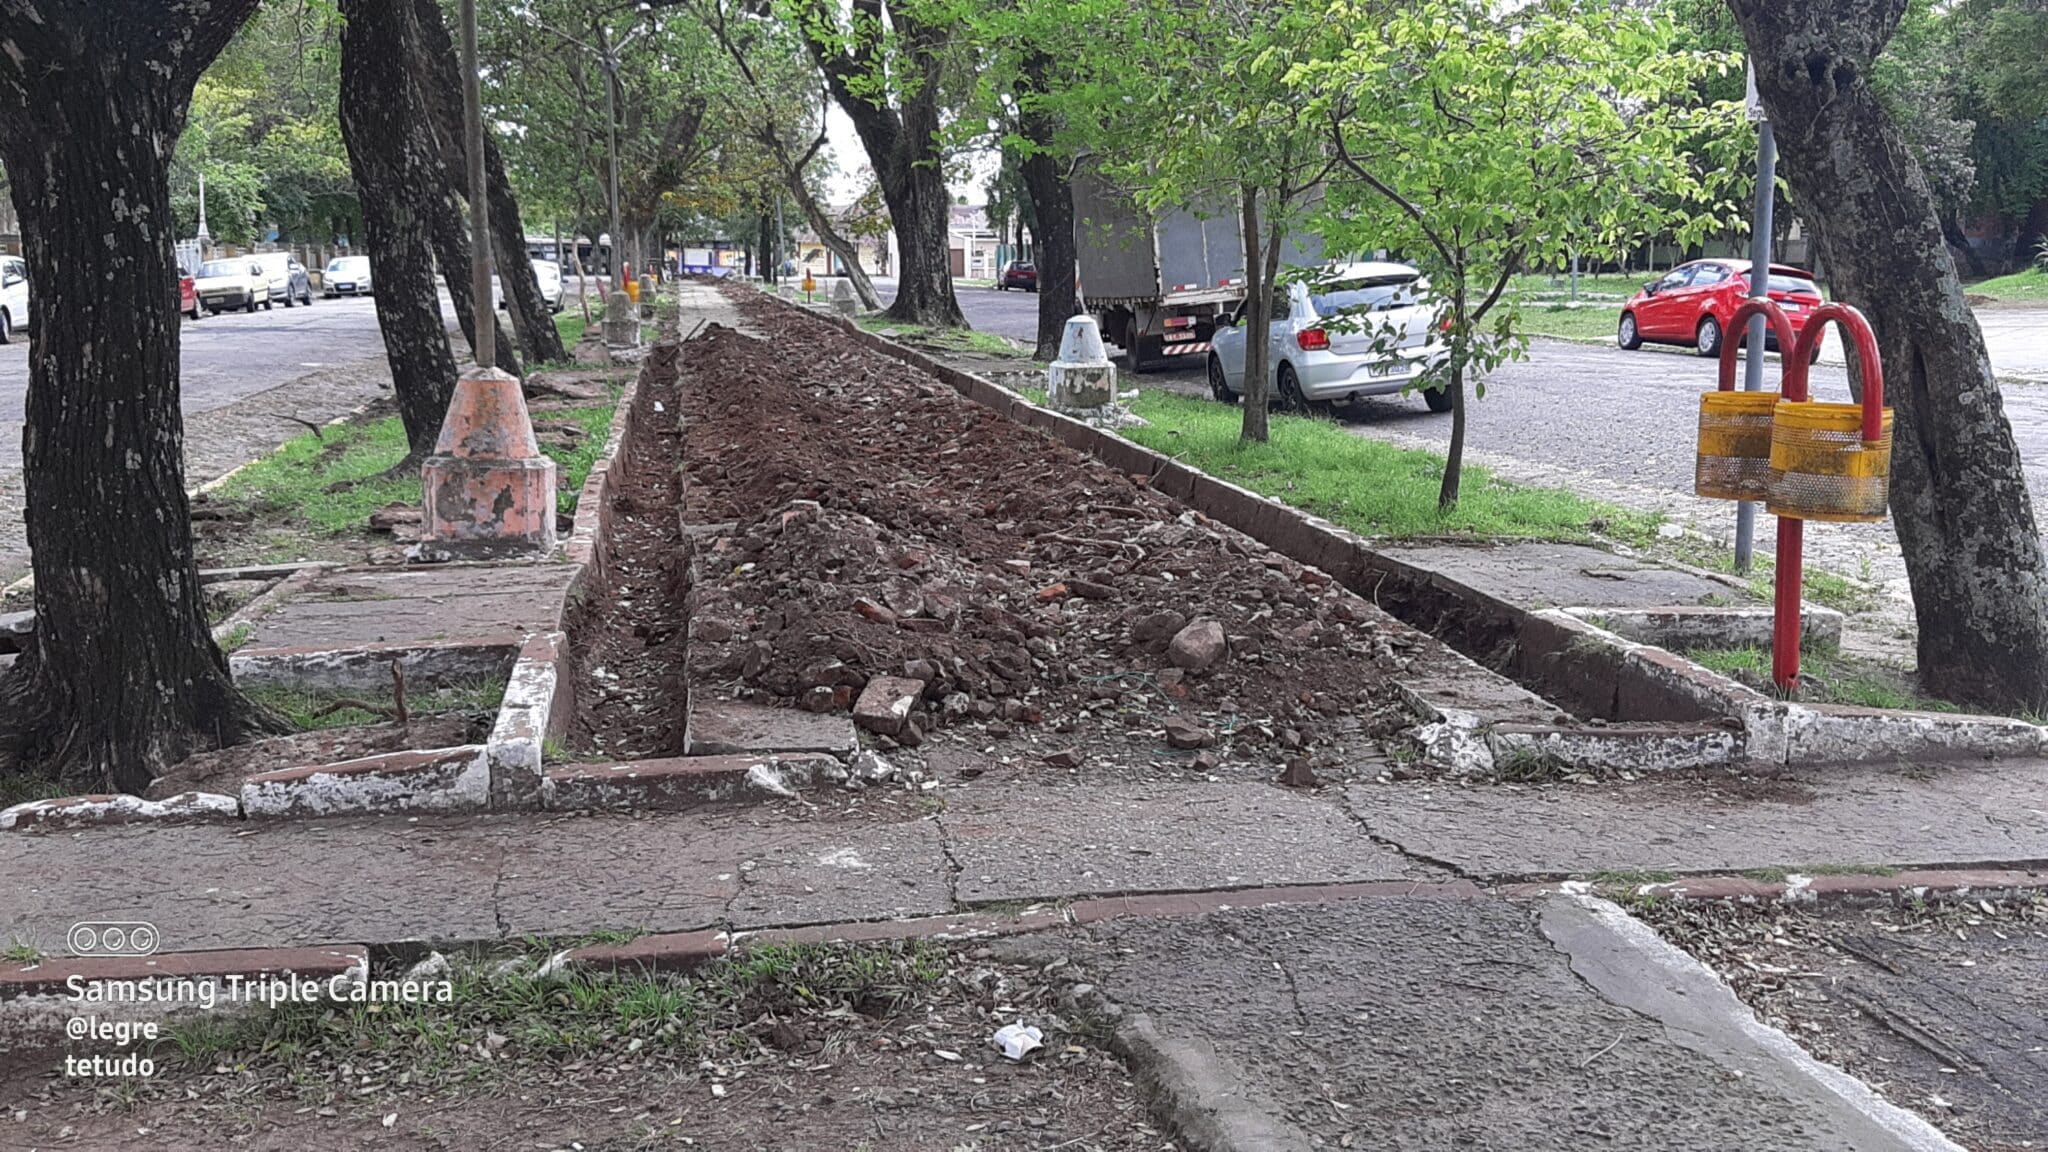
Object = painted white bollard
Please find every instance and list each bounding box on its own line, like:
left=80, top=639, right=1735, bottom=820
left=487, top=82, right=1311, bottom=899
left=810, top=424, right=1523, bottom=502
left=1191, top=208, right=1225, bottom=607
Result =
left=832, top=278, right=859, bottom=317
left=1047, top=315, right=1116, bottom=409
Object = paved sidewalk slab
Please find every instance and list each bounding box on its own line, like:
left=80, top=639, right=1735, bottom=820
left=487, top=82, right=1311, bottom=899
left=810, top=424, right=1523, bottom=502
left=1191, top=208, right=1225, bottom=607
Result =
left=1036, top=896, right=1956, bottom=1151
left=1348, top=760, right=2048, bottom=879
left=940, top=781, right=1429, bottom=903
left=243, top=564, right=576, bottom=650
left=1377, top=540, right=1737, bottom=611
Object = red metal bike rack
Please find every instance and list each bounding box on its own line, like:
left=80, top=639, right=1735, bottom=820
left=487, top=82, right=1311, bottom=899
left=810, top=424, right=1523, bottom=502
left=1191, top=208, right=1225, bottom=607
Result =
left=1771, top=303, right=1887, bottom=693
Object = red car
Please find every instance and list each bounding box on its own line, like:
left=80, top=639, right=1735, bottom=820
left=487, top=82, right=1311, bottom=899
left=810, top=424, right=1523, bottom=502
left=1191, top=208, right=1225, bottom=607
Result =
left=180, top=274, right=200, bottom=321
left=1618, top=259, right=1824, bottom=360
left=996, top=260, right=1037, bottom=291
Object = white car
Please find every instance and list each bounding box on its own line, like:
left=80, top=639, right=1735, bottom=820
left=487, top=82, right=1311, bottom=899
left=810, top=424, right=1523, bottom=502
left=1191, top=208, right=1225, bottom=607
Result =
left=254, top=251, right=313, bottom=308
left=323, top=255, right=372, bottom=297
left=194, top=258, right=271, bottom=314
left=498, top=258, right=566, bottom=314
left=1209, top=261, right=1452, bottom=413
left=0, top=255, right=27, bottom=344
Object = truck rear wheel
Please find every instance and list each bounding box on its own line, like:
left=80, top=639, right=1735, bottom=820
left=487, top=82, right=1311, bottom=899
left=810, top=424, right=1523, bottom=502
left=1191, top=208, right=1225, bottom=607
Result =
left=1128, top=332, right=1163, bottom=373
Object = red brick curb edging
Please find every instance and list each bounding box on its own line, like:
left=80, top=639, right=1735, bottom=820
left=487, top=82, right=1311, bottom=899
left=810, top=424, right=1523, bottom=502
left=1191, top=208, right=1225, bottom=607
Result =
left=1, top=946, right=368, bottom=1002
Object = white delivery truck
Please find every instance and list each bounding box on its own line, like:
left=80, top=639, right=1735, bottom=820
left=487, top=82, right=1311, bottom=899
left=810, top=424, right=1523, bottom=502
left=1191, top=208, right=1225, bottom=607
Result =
left=1073, top=168, right=1319, bottom=371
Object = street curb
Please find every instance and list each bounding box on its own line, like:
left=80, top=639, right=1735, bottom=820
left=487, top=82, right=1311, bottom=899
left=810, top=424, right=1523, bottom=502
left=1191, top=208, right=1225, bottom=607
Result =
left=1511, top=868, right=2048, bottom=905
left=1087, top=1000, right=1313, bottom=1152
left=1550, top=895, right=1966, bottom=1152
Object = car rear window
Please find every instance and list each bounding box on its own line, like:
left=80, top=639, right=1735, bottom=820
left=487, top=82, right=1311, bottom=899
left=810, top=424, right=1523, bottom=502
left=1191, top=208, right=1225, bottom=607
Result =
left=1741, top=271, right=1819, bottom=295
left=198, top=261, right=243, bottom=278
left=1308, top=278, right=1420, bottom=316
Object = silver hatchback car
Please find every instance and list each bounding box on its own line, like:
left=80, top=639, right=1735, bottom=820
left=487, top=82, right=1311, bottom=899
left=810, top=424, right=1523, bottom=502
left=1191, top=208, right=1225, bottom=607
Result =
left=1209, top=261, right=1451, bottom=413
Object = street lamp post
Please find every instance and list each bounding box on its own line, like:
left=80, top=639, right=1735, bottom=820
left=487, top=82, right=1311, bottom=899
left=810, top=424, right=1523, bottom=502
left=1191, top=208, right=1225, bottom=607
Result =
left=526, top=6, right=650, bottom=297
left=461, top=0, right=494, bottom=373
left=1734, top=63, right=1777, bottom=575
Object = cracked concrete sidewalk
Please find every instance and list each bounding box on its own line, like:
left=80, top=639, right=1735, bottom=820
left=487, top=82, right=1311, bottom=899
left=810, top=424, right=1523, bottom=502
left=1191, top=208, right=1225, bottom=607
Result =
left=5, top=763, right=2048, bottom=955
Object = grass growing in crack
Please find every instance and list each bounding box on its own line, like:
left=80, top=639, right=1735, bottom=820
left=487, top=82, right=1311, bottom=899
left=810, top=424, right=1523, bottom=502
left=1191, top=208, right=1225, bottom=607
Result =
left=2, top=939, right=42, bottom=964
left=217, top=623, right=254, bottom=653
left=1688, top=645, right=1959, bottom=713
left=156, top=942, right=953, bottom=1089
left=1121, top=390, right=1660, bottom=544
left=1584, top=870, right=1679, bottom=887
left=243, top=678, right=506, bottom=732
left=1739, top=863, right=1900, bottom=880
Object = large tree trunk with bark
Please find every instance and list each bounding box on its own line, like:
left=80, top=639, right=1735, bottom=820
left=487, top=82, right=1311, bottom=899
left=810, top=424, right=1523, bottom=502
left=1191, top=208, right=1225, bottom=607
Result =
left=804, top=1, right=964, bottom=328
left=341, top=0, right=462, bottom=458
left=410, top=0, right=565, bottom=366
left=1732, top=0, right=2048, bottom=711
left=1018, top=55, right=1079, bottom=362
left=0, top=0, right=279, bottom=793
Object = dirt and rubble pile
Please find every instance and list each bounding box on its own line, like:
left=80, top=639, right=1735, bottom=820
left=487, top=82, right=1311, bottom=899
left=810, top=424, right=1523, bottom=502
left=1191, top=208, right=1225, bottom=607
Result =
left=671, top=300, right=1451, bottom=774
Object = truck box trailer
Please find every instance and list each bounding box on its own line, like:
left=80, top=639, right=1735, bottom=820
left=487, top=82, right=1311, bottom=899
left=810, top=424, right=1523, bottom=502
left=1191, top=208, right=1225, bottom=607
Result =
left=1074, top=169, right=1318, bottom=371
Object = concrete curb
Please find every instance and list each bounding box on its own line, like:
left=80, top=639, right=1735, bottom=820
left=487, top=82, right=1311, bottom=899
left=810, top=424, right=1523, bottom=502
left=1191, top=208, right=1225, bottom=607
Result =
left=1548, top=895, right=1966, bottom=1152
left=750, top=294, right=2046, bottom=772
left=1511, top=868, right=2048, bottom=905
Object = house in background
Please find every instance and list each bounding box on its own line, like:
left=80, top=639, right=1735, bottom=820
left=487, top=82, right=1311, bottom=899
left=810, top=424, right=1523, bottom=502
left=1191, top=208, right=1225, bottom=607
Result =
left=948, top=204, right=1001, bottom=280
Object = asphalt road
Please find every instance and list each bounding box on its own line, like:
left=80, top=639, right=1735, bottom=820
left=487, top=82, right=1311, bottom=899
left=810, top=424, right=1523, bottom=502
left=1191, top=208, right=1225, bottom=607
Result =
left=0, top=293, right=390, bottom=461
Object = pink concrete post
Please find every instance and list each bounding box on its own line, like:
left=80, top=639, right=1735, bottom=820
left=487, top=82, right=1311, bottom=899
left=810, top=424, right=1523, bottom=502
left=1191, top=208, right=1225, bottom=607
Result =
left=420, top=368, right=557, bottom=555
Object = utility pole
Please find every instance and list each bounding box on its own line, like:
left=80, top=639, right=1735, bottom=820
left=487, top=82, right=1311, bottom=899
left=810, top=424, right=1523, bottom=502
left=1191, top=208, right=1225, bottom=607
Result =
left=460, top=0, right=494, bottom=374
left=1735, top=63, right=1776, bottom=575
left=196, top=173, right=211, bottom=254
left=599, top=22, right=625, bottom=295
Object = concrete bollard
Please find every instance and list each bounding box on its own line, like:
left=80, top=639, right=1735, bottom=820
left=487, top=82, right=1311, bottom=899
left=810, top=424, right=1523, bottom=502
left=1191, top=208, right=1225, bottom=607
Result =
left=831, top=278, right=859, bottom=317
left=603, top=291, right=638, bottom=347
left=778, top=283, right=797, bottom=301
left=638, top=274, right=657, bottom=319
left=420, top=368, right=558, bottom=557
left=1047, top=315, right=1117, bottom=409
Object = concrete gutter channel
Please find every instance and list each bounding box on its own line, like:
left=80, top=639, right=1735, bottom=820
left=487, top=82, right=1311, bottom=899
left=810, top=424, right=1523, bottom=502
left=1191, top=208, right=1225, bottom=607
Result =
left=767, top=291, right=2044, bottom=775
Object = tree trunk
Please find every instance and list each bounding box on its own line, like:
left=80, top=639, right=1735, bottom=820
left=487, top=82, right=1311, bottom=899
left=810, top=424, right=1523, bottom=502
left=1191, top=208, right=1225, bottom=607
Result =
left=1732, top=0, right=2048, bottom=711
left=1237, top=184, right=1272, bottom=444
left=875, top=151, right=964, bottom=327
left=804, top=3, right=965, bottom=328
left=409, top=0, right=565, bottom=366
left=340, top=0, right=461, bottom=458
left=1017, top=55, right=1078, bottom=362
left=0, top=0, right=278, bottom=793
left=787, top=172, right=881, bottom=311
left=1440, top=362, right=1466, bottom=510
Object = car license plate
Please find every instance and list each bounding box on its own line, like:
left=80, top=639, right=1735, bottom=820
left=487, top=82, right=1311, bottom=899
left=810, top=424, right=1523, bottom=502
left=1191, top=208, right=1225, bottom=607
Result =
left=1781, top=302, right=1802, bottom=311
left=1370, top=362, right=1399, bottom=378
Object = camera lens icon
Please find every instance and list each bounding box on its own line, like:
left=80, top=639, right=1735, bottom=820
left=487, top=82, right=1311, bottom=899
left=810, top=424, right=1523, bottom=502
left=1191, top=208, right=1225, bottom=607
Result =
left=67, top=921, right=160, bottom=958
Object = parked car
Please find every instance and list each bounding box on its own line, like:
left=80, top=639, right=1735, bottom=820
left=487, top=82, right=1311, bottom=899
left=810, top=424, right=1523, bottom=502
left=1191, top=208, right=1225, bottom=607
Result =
left=1208, top=261, right=1452, bottom=413
left=254, top=251, right=313, bottom=308
left=180, top=275, right=200, bottom=321
left=0, top=255, right=27, bottom=344
left=497, top=258, right=566, bottom=314
left=997, top=261, right=1038, bottom=291
left=194, top=258, right=271, bottom=314
left=1618, top=259, right=1826, bottom=359
left=323, top=255, right=372, bottom=297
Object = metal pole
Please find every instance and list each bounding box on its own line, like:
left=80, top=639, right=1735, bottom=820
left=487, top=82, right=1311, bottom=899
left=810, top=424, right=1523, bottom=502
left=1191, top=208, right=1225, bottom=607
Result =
left=460, top=0, right=494, bottom=375
left=1734, top=74, right=1776, bottom=575
left=602, top=40, right=623, bottom=295
left=774, top=195, right=785, bottom=280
